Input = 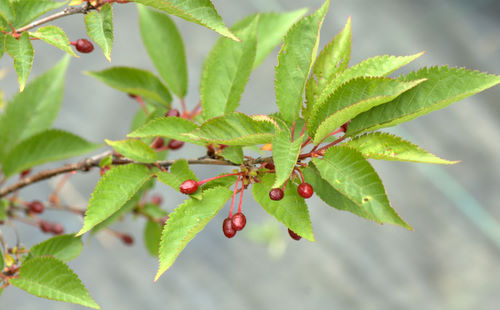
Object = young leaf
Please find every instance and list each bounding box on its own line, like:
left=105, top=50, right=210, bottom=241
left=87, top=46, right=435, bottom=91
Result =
left=106, top=139, right=158, bottom=163
left=29, top=25, right=78, bottom=57
left=144, top=220, right=162, bottom=257
left=347, top=66, right=500, bottom=136
left=253, top=9, right=307, bottom=68
left=305, top=17, right=351, bottom=115
left=252, top=174, right=314, bottom=241
left=275, top=0, right=329, bottom=124
left=311, top=146, right=411, bottom=229
left=9, top=257, right=100, bottom=309
left=132, top=0, right=237, bottom=41
left=77, top=164, right=154, bottom=236
left=0, top=0, right=14, bottom=23
left=344, top=132, right=459, bottom=164
left=308, top=77, right=426, bottom=144
left=5, top=32, right=33, bottom=91
left=220, top=146, right=244, bottom=164
left=272, top=127, right=304, bottom=188
left=87, top=67, right=172, bottom=107
left=314, top=53, right=424, bottom=108
left=185, top=112, right=277, bottom=146
left=0, top=32, right=5, bottom=58
left=0, top=56, right=69, bottom=161
left=85, top=3, right=113, bottom=61
left=29, top=234, right=83, bottom=262
left=155, top=186, right=233, bottom=280
left=10, top=0, right=65, bottom=28
left=156, top=159, right=198, bottom=193
left=128, top=116, right=200, bottom=144
left=200, top=15, right=258, bottom=120
left=2, top=129, right=101, bottom=178
left=138, top=5, right=187, bottom=98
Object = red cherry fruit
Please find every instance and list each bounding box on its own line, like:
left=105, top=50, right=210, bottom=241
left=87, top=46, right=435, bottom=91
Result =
left=297, top=183, right=314, bottom=199
left=28, top=200, right=44, bottom=214
left=40, top=221, right=52, bottom=233
left=75, top=39, right=94, bottom=53
left=51, top=223, right=64, bottom=235
left=179, top=180, right=199, bottom=194
left=231, top=212, right=246, bottom=231
left=288, top=228, right=302, bottom=241
left=168, top=139, right=184, bottom=150
left=223, top=217, right=236, bottom=238
left=165, top=109, right=180, bottom=117
left=269, top=188, right=284, bottom=201
left=151, top=195, right=163, bottom=206
left=122, top=234, right=134, bottom=245
left=151, top=138, right=165, bottom=150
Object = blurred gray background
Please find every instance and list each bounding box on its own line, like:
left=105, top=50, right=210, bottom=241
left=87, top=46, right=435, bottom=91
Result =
left=1, top=0, right=500, bottom=309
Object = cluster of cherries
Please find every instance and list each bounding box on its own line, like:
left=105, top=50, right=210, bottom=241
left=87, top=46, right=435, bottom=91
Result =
left=178, top=163, right=316, bottom=241
left=26, top=200, right=65, bottom=235
left=150, top=108, right=185, bottom=151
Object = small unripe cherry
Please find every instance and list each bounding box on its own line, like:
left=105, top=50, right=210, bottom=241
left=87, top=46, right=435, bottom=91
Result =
left=151, top=195, right=163, bottom=205
left=168, top=139, right=184, bottom=150
left=288, top=228, right=302, bottom=241
left=179, top=179, right=199, bottom=194
left=231, top=212, right=246, bottom=231
left=223, top=217, right=236, bottom=238
left=51, top=223, right=64, bottom=235
left=39, top=221, right=52, bottom=233
left=165, top=109, right=180, bottom=117
left=297, top=183, right=314, bottom=199
left=121, top=234, right=134, bottom=245
left=75, top=39, right=94, bottom=53
left=269, top=188, right=284, bottom=201
left=28, top=200, right=44, bottom=214
left=151, top=138, right=165, bottom=150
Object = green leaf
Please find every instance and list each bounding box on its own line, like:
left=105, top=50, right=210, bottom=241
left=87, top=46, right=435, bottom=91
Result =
left=0, top=199, right=7, bottom=221
left=0, top=56, right=69, bottom=161
left=138, top=5, right=187, bottom=98
left=132, top=0, right=237, bottom=41
left=272, top=127, right=304, bottom=188
left=5, top=32, right=33, bottom=91
left=252, top=173, right=314, bottom=241
left=128, top=116, right=200, bottom=144
left=305, top=17, right=351, bottom=116
left=253, top=9, right=307, bottom=68
left=275, top=0, right=329, bottom=124
left=302, top=165, right=376, bottom=222
left=315, top=53, right=424, bottom=109
left=185, top=112, right=277, bottom=146
left=2, top=129, right=101, bottom=178
left=29, top=25, right=78, bottom=57
left=87, top=67, right=172, bottom=107
left=85, top=3, right=113, bottom=61
left=77, top=164, right=154, bottom=236
left=347, top=66, right=500, bottom=136
left=29, top=234, right=83, bottom=262
left=308, top=77, right=426, bottom=144
left=156, top=159, right=198, bottom=193
left=220, top=146, right=243, bottom=164
left=200, top=15, right=258, bottom=120
left=344, top=132, right=459, bottom=164
left=0, top=0, right=15, bottom=22
left=9, top=257, right=100, bottom=309
left=155, top=186, right=232, bottom=280
left=0, top=247, right=4, bottom=271
left=144, top=220, right=162, bottom=257
left=311, top=146, right=411, bottom=229
left=11, top=0, right=66, bottom=28
left=0, top=32, right=5, bottom=58
left=105, top=139, right=158, bottom=163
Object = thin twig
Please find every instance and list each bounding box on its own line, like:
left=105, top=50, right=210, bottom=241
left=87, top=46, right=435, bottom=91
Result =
left=16, top=3, right=92, bottom=33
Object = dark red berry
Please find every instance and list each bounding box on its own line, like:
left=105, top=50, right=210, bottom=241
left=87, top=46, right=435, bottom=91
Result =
left=40, top=221, right=52, bottom=233
left=51, top=223, right=64, bottom=235
left=122, top=234, right=134, bottom=245
left=165, top=109, right=180, bottom=117
left=231, top=212, right=246, bottom=231
left=223, top=217, right=236, bottom=238
left=265, top=162, right=275, bottom=170
left=179, top=179, right=199, bottom=194
left=75, top=39, right=94, bottom=53
left=297, top=183, right=314, bottom=199
left=20, top=169, right=32, bottom=178
left=28, top=200, right=44, bottom=214
left=168, top=139, right=184, bottom=150
left=151, top=138, right=165, bottom=150
left=151, top=195, right=163, bottom=205
left=288, top=228, right=302, bottom=241
left=269, top=188, right=284, bottom=201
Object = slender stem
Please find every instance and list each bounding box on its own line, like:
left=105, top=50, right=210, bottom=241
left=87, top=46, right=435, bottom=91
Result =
left=228, top=175, right=241, bottom=218
left=197, top=172, right=242, bottom=186
left=135, top=96, right=149, bottom=116
left=17, top=3, right=92, bottom=33
left=237, top=177, right=244, bottom=213
left=295, top=167, right=305, bottom=183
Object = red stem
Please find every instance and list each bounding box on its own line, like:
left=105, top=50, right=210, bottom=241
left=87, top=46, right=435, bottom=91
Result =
left=237, top=177, right=244, bottom=214
left=229, top=175, right=241, bottom=218
left=295, top=167, right=305, bottom=183
left=135, top=96, right=149, bottom=116
left=198, top=172, right=243, bottom=186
